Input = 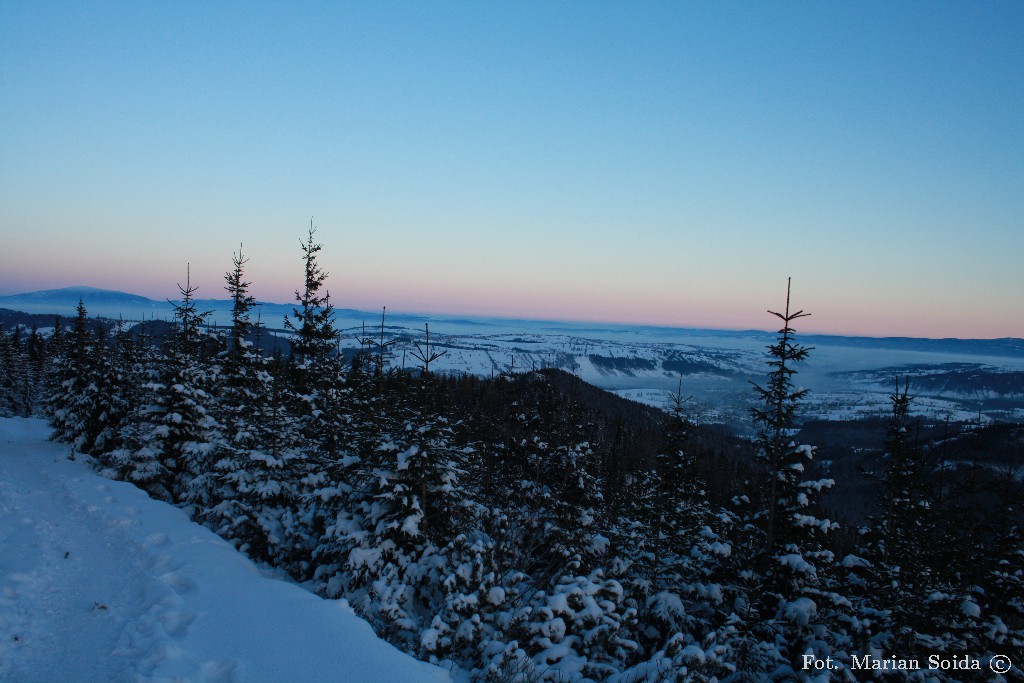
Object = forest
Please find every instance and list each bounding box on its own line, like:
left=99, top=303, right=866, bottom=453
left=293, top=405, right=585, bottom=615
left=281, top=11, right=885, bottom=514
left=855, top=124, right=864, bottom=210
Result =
left=1, top=229, right=1021, bottom=682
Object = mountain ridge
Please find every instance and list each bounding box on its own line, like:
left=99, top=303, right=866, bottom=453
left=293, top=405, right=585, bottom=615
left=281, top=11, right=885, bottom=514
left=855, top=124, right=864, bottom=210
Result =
left=1, top=286, right=1022, bottom=349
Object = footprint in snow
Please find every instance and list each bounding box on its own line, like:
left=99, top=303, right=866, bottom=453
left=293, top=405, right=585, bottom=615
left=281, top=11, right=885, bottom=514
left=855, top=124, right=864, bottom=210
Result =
left=144, top=533, right=170, bottom=548
left=159, top=571, right=196, bottom=595
left=202, top=658, right=240, bottom=683
left=158, top=609, right=196, bottom=638
left=143, top=552, right=174, bottom=573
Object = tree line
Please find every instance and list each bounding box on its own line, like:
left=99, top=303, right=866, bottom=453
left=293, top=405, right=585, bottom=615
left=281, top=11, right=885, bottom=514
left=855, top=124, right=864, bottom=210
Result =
left=2, top=228, right=1022, bottom=681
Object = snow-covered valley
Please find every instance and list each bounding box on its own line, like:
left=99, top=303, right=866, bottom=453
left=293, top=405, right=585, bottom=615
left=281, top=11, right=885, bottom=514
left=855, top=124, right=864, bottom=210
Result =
left=4, top=286, right=1024, bottom=431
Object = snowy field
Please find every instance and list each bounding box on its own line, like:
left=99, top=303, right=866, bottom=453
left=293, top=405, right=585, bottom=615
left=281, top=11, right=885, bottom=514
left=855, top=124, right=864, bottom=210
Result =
left=0, top=417, right=450, bottom=683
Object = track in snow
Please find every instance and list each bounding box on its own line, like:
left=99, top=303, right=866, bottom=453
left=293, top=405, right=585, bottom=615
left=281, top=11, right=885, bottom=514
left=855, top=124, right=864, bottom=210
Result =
left=0, top=417, right=450, bottom=683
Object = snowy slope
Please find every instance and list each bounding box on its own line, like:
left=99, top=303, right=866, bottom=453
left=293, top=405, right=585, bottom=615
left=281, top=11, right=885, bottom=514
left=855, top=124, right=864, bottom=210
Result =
left=0, top=417, right=451, bottom=683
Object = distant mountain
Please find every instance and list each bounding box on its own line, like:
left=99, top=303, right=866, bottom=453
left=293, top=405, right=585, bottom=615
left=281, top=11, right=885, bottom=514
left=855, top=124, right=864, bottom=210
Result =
left=2, top=286, right=1022, bottom=360
left=0, top=286, right=169, bottom=320
left=0, top=285, right=158, bottom=307
left=0, top=287, right=458, bottom=331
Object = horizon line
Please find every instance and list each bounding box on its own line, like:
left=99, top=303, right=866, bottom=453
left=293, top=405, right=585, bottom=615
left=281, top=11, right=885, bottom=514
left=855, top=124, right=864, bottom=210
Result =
left=1, top=284, right=1022, bottom=344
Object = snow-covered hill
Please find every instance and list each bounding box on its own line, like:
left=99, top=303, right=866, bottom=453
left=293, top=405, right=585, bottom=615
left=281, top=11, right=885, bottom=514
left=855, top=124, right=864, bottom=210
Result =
left=0, top=417, right=451, bottom=683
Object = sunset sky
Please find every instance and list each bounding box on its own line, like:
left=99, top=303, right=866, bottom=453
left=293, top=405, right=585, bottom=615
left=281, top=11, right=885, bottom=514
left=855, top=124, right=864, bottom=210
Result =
left=2, top=1, right=1022, bottom=338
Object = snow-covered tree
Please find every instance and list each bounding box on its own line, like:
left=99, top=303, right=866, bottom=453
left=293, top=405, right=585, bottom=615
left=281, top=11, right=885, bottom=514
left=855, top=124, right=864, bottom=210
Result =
left=334, top=388, right=473, bottom=650
left=737, top=279, right=851, bottom=679
left=114, top=270, right=217, bottom=504
left=0, top=327, right=30, bottom=417
left=1, top=325, right=46, bottom=417
left=206, top=248, right=306, bottom=566
left=281, top=222, right=348, bottom=472
left=47, top=300, right=98, bottom=451
left=284, top=222, right=338, bottom=386
left=86, top=319, right=139, bottom=456
left=847, top=381, right=1024, bottom=665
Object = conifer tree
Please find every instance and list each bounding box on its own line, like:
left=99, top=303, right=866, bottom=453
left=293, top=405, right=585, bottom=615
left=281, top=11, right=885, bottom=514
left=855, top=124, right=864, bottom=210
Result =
left=44, top=308, right=126, bottom=456
left=208, top=246, right=263, bottom=532
left=166, top=264, right=212, bottom=358
left=25, top=326, right=47, bottom=414
left=47, top=299, right=95, bottom=449
left=750, top=278, right=814, bottom=554
left=131, top=267, right=217, bottom=503
left=93, top=319, right=145, bottom=457
left=872, top=381, right=932, bottom=573
left=215, top=245, right=264, bottom=451
left=331, top=380, right=473, bottom=649
left=225, top=244, right=258, bottom=361
left=849, top=380, right=974, bottom=661
left=84, top=319, right=134, bottom=456
left=741, top=279, right=849, bottom=679
left=2, top=327, right=36, bottom=416
left=208, top=250, right=306, bottom=569
left=41, top=315, right=66, bottom=405
left=0, top=328, right=18, bottom=417
left=285, top=221, right=337, bottom=382
left=283, top=221, right=345, bottom=462
left=647, top=380, right=703, bottom=588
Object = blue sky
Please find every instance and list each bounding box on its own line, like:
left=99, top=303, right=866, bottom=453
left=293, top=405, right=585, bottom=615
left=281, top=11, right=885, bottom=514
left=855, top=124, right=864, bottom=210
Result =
left=2, top=1, right=1022, bottom=337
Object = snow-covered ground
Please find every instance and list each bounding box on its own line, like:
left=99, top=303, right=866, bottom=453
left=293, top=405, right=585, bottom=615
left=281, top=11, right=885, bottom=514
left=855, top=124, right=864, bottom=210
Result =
left=0, top=417, right=450, bottom=683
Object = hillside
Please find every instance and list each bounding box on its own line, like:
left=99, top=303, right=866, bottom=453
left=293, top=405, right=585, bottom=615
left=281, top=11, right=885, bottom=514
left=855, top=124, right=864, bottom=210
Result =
left=0, top=417, right=450, bottom=683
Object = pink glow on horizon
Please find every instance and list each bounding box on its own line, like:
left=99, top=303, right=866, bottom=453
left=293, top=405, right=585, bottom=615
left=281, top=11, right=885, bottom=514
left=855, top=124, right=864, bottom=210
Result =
left=1, top=265, right=1020, bottom=340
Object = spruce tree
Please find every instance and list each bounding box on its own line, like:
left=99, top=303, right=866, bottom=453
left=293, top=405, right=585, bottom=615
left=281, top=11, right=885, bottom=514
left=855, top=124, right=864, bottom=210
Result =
left=40, top=316, right=66, bottom=405
left=283, top=221, right=345, bottom=462
left=741, top=279, right=849, bottom=679
left=225, top=244, right=258, bottom=361
left=849, top=380, right=983, bottom=663
left=91, top=319, right=144, bottom=466
left=84, top=319, right=132, bottom=456
left=208, top=250, right=305, bottom=569
left=331, top=379, right=473, bottom=650
left=215, top=245, right=264, bottom=451
left=166, top=264, right=212, bottom=358
left=47, top=299, right=94, bottom=449
left=284, top=221, right=337, bottom=383
left=0, top=328, right=17, bottom=417
left=138, top=267, right=217, bottom=503
left=750, top=278, right=814, bottom=554
left=25, top=326, right=46, bottom=414
left=1, top=327, right=36, bottom=416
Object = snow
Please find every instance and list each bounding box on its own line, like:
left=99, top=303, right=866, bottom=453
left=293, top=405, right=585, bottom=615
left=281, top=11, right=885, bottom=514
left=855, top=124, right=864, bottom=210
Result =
left=778, top=553, right=817, bottom=575
left=841, top=554, right=870, bottom=569
left=961, top=600, right=981, bottom=618
left=486, top=586, right=506, bottom=606
left=0, top=417, right=450, bottom=683
left=783, top=597, right=818, bottom=626
left=707, top=541, right=731, bottom=557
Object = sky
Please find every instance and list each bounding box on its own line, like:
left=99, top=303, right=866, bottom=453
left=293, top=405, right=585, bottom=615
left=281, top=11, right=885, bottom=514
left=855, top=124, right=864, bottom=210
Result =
left=1, top=1, right=1022, bottom=339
